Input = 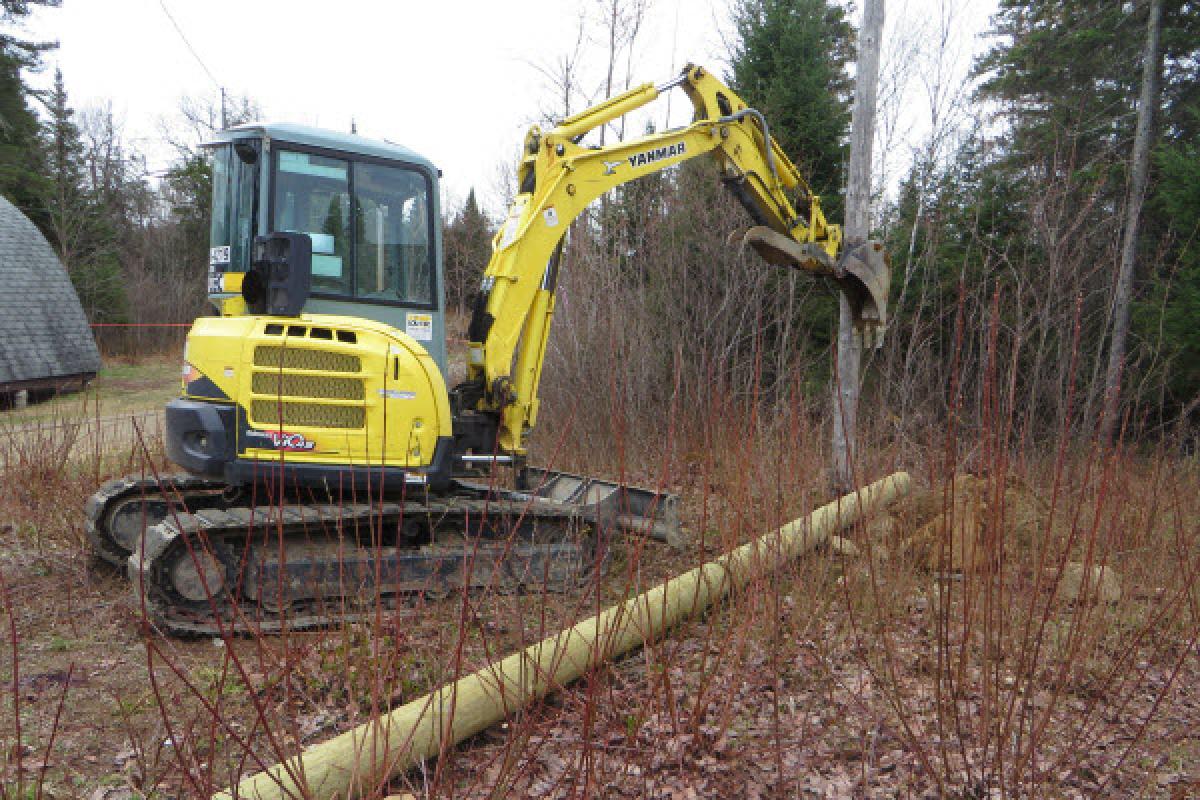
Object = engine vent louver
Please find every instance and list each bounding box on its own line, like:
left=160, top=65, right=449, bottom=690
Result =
left=253, top=345, right=361, bottom=373
left=250, top=400, right=365, bottom=430
left=251, top=372, right=364, bottom=401
left=249, top=344, right=367, bottom=432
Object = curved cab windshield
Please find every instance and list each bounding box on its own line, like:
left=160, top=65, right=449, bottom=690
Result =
left=272, top=148, right=433, bottom=306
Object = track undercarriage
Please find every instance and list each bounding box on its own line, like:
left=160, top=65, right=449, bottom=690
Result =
left=85, top=470, right=679, bottom=636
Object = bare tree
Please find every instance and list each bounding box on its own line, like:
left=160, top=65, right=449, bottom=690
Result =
left=529, top=12, right=588, bottom=124
left=1100, top=0, right=1163, bottom=443
left=158, top=92, right=261, bottom=162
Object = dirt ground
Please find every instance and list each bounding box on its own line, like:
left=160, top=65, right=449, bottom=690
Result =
left=2, top=492, right=1197, bottom=799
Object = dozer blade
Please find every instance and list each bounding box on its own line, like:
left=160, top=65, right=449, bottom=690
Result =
left=743, top=226, right=891, bottom=340
left=518, top=467, right=683, bottom=548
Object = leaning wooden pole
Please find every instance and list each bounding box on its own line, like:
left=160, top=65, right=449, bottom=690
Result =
left=215, top=472, right=912, bottom=800
left=832, top=0, right=885, bottom=490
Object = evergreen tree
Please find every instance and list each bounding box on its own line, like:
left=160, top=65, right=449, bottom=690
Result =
left=443, top=188, right=493, bottom=310
left=0, top=0, right=58, bottom=224
left=44, top=67, right=88, bottom=260
left=963, top=0, right=1200, bottom=428
left=976, top=3, right=1143, bottom=163
left=729, top=0, right=854, bottom=206
left=727, top=0, right=855, bottom=389
left=42, top=69, right=126, bottom=321
left=162, top=151, right=212, bottom=272
left=1138, top=121, right=1200, bottom=412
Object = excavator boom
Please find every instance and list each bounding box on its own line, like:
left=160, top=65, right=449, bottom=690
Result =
left=461, top=64, right=890, bottom=455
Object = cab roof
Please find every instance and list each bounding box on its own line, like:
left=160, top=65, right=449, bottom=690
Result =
left=207, top=122, right=439, bottom=175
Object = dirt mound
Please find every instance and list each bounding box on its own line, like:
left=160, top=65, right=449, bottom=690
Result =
left=864, top=473, right=1049, bottom=572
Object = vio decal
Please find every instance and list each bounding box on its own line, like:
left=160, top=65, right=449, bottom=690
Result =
left=247, top=429, right=318, bottom=452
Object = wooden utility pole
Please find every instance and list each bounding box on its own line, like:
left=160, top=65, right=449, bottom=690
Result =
left=832, top=0, right=885, bottom=489
left=1100, top=0, right=1162, bottom=444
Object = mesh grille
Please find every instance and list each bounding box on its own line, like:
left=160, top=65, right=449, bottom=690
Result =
left=251, top=371, right=364, bottom=400
left=250, top=400, right=365, bottom=430
left=253, top=345, right=361, bottom=373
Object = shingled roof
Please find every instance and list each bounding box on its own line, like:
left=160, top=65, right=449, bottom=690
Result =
left=0, top=194, right=101, bottom=392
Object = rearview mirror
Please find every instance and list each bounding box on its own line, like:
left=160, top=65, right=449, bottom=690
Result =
left=243, top=232, right=311, bottom=316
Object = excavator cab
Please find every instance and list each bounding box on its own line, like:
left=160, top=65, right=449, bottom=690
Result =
left=203, top=124, right=449, bottom=373
left=166, top=124, right=459, bottom=492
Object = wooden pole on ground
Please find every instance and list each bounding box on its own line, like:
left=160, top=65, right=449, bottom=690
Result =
left=832, top=0, right=885, bottom=490
left=214, top=471, right=913, bottom=800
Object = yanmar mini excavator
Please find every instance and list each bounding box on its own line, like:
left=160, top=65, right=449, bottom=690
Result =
left=84, top=64, right=889, bottom=635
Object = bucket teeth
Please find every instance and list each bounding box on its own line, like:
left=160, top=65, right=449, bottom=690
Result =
left=836, top=239, right=891, bottom=340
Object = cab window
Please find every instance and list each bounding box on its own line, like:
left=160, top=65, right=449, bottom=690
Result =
left=353, top=162, right=432, bottom=305
left=273, top=150, right=351, bottom=295
left=271, top=147, right=434, bottom=306
left=209, top=140, right=258, bottom=275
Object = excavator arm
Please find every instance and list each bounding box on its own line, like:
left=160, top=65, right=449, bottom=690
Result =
left=459, top=64, right=889, bottom=455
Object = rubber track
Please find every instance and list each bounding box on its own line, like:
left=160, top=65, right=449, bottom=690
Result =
left=84, top=473, right=227, bottom=567
left=129, top=495, right=598, bottom=637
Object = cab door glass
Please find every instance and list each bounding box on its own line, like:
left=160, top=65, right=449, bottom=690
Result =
left=273, top=150, right=352, bottom=294
left=209, top=141, right=258, bottom=278
left=353, top=162, right=433, bottom=305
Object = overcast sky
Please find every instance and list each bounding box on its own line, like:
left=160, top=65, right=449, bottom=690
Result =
left=25, top=0, right=999, bottom=216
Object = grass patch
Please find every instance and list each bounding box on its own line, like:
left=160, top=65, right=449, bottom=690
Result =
left=0, top=354, right=181, bottom=426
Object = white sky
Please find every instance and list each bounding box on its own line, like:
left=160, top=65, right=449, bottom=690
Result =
left=24, top=0, right=999, bottom=217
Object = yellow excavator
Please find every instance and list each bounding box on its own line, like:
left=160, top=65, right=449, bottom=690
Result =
left=84, top=64, right=889, bottom=635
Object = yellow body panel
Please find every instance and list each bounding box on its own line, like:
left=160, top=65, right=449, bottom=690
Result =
left=182, top=313, right=450, bottom=469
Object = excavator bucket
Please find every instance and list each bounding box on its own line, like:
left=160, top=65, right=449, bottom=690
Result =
left=837, top=240, right=891, bottom=333
left=743, top=226, right=891, bottom=342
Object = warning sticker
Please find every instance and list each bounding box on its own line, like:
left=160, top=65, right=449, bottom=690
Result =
left=405, top=312, right=433, bottom=342
left=498, top=196, right=528, bottom=249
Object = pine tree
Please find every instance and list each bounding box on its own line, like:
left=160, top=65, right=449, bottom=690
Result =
left=443, top=188, right=493, bottom=310
left=964, top=0, right=1200, bottom=428
left=729, top=0, right=854, bottom=207
left=0, top=0, right=58, bottom=225
left=41, top=69, right=126, bottom=322
left=871, top=0, right=1200, bottom=430
left=44, top=68, right=87, bottom=261
left=1139, top=120, right=1200, bottom=413
left=976, top=3, right=1143, bottom=162
left=727, top=0, right=856, bottom=390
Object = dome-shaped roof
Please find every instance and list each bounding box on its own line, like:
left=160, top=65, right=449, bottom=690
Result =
left=0, top=195, right=101, bottom=389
